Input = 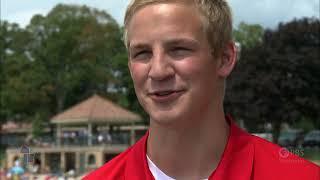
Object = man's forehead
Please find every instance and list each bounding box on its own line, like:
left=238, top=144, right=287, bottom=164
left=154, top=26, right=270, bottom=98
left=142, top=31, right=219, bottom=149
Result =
left=129, top=1, right=199, bottom=24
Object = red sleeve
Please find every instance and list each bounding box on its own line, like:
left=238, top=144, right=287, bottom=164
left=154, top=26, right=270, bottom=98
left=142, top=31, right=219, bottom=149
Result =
left=83, top=147, right=132, bottom=180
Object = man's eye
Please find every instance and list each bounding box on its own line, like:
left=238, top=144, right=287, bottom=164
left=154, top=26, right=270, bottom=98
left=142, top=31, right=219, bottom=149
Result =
left=131, top=51, right=152, bottom=60
left=169, top=47, right=191, bottom=57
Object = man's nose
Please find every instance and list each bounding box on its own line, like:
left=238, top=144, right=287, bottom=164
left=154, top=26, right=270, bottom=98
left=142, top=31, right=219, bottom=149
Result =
left=148, top=52, right=174, bottom=81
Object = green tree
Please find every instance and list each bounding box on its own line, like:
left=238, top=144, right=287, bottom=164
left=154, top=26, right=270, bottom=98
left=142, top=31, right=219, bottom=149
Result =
left=1, top=4, right=146, bottom=127
left=26, top=4, right=124, bottom=114
left=32, top=112, right=46, bottom=138
left=233, top=22, right=264, bottom=49
left=0, top=21, right=42, bottom=124
left=225, top=18, right=320, bottom=143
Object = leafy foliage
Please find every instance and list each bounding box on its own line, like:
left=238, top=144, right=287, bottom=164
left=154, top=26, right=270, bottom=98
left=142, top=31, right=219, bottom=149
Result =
left=226, top=18, right=320, bottom=142
left=233, top=22, right=264, bottom=49
left=0, top=4, right=144, bottom=125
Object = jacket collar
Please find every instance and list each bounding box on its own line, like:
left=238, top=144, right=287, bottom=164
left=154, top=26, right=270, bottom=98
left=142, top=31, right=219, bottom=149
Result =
left=125, top=115, right=254, bottom=180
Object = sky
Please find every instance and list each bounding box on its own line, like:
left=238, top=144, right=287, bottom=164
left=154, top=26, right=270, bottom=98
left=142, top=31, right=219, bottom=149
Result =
left=1, top=0, right=319, bottom=29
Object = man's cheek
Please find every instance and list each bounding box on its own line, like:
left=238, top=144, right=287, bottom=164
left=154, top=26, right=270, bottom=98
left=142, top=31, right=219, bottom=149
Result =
left=131, top=65, right=146, bottom=79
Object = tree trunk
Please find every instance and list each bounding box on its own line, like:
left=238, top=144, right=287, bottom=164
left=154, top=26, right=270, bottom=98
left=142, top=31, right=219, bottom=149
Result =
left=56, top=91, right=66, bottom=113
left=272, top=121, right=282, bottom=144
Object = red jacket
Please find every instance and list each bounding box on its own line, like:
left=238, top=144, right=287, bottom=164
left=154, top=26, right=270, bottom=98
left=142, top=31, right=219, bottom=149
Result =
left=84, top=117, right=319, bottom=180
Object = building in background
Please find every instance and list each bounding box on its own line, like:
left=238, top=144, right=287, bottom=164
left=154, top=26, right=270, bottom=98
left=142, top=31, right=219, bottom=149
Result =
left=5, top=94, right=147, bottom=176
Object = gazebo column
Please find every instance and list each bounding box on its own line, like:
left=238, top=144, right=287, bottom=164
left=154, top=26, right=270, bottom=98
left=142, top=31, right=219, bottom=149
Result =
left=88, top=123, right=92, bottom=146
left=40, top=152, right=46, bottom=173
left=60, top=152, right=66, bottom=172
left=75, top=151, right=80, bottom=174
left=57, top=124, right=62, bottom=146
left=130, top=122, right=136, bottom=145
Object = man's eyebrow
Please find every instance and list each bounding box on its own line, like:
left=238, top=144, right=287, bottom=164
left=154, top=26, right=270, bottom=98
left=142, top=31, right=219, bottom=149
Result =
left=129, top=43, right=149, bottom=51
left=129, top=38, right=200, bottom=50
left=163, top=38, right=200, bottom=47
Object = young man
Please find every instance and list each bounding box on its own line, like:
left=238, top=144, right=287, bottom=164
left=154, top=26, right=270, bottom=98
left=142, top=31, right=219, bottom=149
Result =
left=85, top=0, right=319, bottom=179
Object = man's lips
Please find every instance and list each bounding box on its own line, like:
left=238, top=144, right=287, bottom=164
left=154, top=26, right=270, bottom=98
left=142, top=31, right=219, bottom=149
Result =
left=147, top=90, right=186, bottom=102
left=148, top=89, right=185, bottom=96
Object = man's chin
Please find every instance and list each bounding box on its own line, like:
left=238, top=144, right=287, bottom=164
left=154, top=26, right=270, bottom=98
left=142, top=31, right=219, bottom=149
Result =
left=149, top=112, right=182, bottom=127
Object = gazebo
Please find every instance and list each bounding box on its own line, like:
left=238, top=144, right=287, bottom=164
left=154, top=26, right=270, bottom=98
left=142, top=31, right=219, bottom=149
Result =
left=6, top=94, right=147, bottom=175
left=51, top=94, right=142, bottom=146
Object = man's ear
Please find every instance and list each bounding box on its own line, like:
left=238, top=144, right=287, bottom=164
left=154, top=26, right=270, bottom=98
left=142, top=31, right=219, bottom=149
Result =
left=217, top=42, right=237, bottom=78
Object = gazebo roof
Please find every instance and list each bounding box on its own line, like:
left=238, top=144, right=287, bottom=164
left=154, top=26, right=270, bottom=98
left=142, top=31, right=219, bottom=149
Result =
left=51, top=94, right=142, bottom=124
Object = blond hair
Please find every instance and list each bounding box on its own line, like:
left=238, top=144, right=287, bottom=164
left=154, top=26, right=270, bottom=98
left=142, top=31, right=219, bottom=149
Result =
left=123, top=0, right=233, bottom=57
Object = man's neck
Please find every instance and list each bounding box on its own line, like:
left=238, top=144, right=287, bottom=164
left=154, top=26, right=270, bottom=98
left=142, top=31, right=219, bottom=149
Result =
left=147, top=108, right=229, bottom=180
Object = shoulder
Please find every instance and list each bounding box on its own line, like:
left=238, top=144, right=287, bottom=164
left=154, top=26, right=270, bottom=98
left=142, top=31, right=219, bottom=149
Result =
left=83, top=133, right=149, bottom=180
left=83, top=146, right=133, bottom=180
left=248, top=133, right=319, bottom=179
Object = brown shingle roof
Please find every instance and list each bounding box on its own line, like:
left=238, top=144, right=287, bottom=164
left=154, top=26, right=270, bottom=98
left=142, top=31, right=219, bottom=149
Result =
left=51, top=94, right=141, bottom=124
left=0, top=121, right=32, bottom=133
